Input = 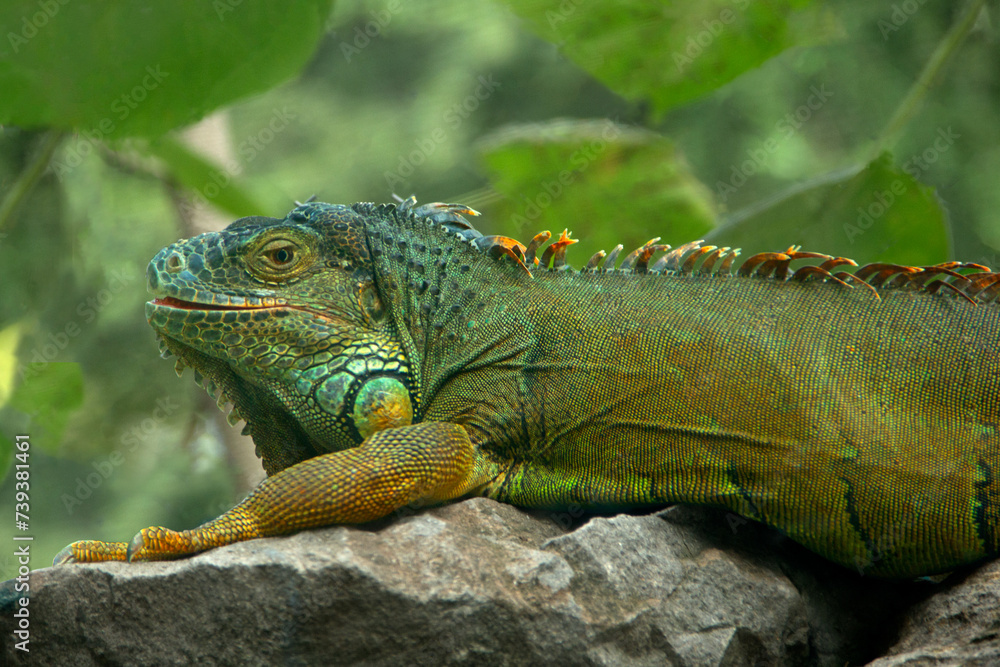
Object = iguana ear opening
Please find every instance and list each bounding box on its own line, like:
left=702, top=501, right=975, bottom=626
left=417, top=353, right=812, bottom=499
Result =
left=358, top=281, right=385, bottom=325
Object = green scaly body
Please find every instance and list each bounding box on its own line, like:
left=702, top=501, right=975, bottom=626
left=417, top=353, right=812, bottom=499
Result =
left=57, top=198, right=1000, bottom=577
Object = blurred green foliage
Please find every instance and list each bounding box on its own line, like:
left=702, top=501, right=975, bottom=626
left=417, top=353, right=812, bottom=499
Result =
left=0, top=0, right=998, bottom=579
left=499, top=0, right=838, bottom=115
left=0, top=1, right=332, bottom=138
left=707, top=153, right=950, bottom=265
left=5, top=363, right=83, bottom=457
left=478, top=119, right=717, bottom=255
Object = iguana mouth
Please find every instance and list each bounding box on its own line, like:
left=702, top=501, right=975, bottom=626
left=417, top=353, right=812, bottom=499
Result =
left=151, top=296, right=277, bottom=310
left=150, top=296, right=343, bottom=325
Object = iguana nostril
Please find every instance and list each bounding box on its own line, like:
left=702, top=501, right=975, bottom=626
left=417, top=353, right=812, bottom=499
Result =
left=166, top=252, right=184, bottom=273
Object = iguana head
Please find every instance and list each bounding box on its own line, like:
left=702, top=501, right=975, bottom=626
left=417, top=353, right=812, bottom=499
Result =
left=146, top=201, right=421, bottom=474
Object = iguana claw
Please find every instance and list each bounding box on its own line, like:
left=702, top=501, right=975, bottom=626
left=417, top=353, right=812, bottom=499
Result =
left=52, top=545, right=76, bottom=566
left=53, top=529, right=196, bottom=564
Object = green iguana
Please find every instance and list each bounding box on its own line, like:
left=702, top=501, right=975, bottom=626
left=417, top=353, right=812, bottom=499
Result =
left=55, top=196, right=1000, bottom=578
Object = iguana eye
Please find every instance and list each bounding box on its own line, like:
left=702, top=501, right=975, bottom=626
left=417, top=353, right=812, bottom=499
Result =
left=257, top=240, right=300, bottom=272
left=247, top=235, right=315, bottom=280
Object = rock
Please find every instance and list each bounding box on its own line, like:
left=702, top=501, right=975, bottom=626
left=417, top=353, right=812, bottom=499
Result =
left=0, top=498, right=990, bottom=665
left=867, top=560, right=1000, bottom=666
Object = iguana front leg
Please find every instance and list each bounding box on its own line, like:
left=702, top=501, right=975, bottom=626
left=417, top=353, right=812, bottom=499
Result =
left=55, top=422, right=490, bottom=564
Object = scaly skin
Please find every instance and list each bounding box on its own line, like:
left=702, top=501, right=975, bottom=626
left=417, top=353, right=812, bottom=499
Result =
left=55, top=198, right=1000, bottom=577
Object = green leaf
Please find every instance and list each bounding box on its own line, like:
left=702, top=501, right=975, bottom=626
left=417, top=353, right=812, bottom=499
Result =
left=0, top=434, right=11, bottom=486
left=0, top=321, right=22, bottom=408
left=0, top=1, right=334, bottom=137
left=706, top=153, right=950, bottom=266
left=9, top=362, right=84, bottom=454
left=499, top=0, right=838, bottom=114
left=144, top=137, right=266, bottom=218
left=477, top=119, right=716, bottom=261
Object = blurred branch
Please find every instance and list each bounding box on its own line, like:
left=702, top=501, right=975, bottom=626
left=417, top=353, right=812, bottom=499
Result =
left=0, top=130, right=66, bottom=233
left=872, top=0, right=987, bottom=158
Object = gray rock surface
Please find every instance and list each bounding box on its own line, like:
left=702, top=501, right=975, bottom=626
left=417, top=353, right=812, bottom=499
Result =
left=0, top=498, right=992, bottom=666
left=867, top=560, right=1000, bottom=667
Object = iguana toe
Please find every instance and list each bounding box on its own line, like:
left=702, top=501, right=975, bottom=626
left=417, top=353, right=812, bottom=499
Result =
left=53, top=540, right=129, bottom=565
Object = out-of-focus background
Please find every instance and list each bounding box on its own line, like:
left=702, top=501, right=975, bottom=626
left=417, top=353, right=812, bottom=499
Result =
left=1, top=0, right=997, bottom=579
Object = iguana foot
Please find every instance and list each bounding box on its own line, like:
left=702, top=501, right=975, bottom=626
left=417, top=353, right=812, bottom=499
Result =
left=54, top=527, right=205, bottom=564
left=54, top=528, right=206, bottom=564
left=53, top=540, right=129, bottom=565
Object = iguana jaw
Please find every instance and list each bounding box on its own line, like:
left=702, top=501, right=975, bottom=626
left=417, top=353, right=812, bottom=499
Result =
left=146, top=295, right=305, bottom=447
left=146, top=294, right=379, bottom=472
